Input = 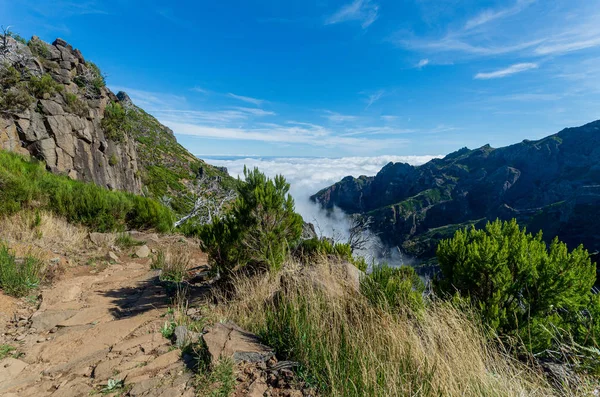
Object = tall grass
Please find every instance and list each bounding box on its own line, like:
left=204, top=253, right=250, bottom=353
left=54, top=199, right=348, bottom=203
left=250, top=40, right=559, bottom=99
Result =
left=0, top=150, right=173, bottom=232
left=211, top=261, right=560, bottom=397
left=152, top=245, right=191, bottom=282
left=0, top=244, right=45, bottom=297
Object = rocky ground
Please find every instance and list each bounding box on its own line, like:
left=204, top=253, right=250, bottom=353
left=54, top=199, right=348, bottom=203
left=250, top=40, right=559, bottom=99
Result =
left=0, top=231, right=314, bottom=396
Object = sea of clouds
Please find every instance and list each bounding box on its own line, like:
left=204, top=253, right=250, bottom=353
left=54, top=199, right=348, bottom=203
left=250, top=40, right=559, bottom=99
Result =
left=203, top=155, right=441, bottom=265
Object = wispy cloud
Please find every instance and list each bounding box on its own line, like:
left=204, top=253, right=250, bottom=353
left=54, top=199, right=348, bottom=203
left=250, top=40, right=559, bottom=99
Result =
left=464, top=0, right=535, bottom=30
left=474, top=63, right=538, bottom=79
left=228, top=93, right=265, bottom=106
left=191, top=86, right=209, bottom=94
left=150, top=107, right=275, bottom=124
left=381, top=115, right=398, bottom=122
left=396, top=2, right=600, bottom=60
left=323, top=110, right=358, bottom=123
left=164, top=121, right=409, bottom=152
left=326, top=0, right=379, bottom=29
left=364, top=90, right=384, bottom=109
left=535, top=36, right=600, bottom=56
left=416, top=59, right=430, bottom=69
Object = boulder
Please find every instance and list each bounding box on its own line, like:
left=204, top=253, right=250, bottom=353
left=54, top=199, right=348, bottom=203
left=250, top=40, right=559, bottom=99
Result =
left=134, top=245, right=150, bottom=259
left=202, top=322, right=274, bottom=364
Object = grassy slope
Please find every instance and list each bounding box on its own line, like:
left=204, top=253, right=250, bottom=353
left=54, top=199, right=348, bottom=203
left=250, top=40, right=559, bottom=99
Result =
left=125, top=106, right=235, bottom=216
left=0, top=149, right=173, bottom=232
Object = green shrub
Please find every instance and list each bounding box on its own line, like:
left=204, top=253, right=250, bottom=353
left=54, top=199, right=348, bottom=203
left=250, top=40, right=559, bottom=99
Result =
left=74, top=61, right=105, bottom=97
left=0, top=150, right=174, bottom=233
left=87, top=62, right=105, bottom=89
left=109, top=154, right=118, bottom=166
left=297, top=237, right=367, bottom=271
left=28, top=73, right=62, bottom=98
left=361, top=264, right=425, bottom=314
left=8, top=31, right=27, bottom=45
left=0, top=85, right=32, bottom=113
left=0, top=64, right=21, bottom=87
left=28, top=39, right=51, bottom=58
left=115, top=232, right=145, bottom=249
left=0, top=244, right=45, bottom=297
left=101, top=101, right=130, bottom=142
left=0, top=65, right=32, bottom=112
left=436, top=219, right=598, bottom=355
left=63, top=92, right=88, bottom=117
left=200, top=167, right=303, bottom=275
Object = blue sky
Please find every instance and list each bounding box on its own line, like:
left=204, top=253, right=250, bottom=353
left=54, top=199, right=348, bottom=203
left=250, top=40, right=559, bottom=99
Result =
left=2, top=0, right=600, bottom=157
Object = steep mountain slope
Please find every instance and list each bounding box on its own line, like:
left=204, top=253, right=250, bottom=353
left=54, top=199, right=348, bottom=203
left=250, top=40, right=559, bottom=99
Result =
left=312, top=120, right=600, bottom=259
left=0, top=33, right=232, bottom=219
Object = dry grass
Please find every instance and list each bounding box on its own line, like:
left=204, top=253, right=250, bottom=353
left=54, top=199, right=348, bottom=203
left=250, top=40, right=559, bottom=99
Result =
left=0, top=211, right=89, bottom=253
left=209, top=259, right=570, bottom=397
left=152, top=244, right=192, bottom=282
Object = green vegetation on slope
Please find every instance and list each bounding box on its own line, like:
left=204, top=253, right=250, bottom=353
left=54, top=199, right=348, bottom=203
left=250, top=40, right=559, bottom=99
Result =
left=0, top=150, right=173, bottom=232
left=200, top=167, right=303, bottom=274
left=123, top=103, right=235, bottom=216
left=436, top=219, right=600, bottom=371
left=0, top=244, right=44, bottom=297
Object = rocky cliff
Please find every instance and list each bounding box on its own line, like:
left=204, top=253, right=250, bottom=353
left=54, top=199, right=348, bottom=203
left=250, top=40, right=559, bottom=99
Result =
left=0, top=35, right=142, bottom=193
left=0, top=33, right=232, bottom=218
left=312, top=121, right=600, bottom=260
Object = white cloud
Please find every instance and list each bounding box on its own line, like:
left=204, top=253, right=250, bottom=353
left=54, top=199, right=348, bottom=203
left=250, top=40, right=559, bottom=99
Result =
left=416, top=59, right=429, bottom=68
left=535, top=36, right=600, bottom=56
left=204, top=155, right=440, bottom=255
left=365, top=90, right=384, bottom=108
left=381, top=115, right=398, bottom=122
left=162, top=121, right=409, bottom=153
left=464, top=0, right=535, bottom=30
left=191, top=86, right=209, bottom=94
left=396, top=3, right=600, bottom=60
left=110, top=86, right=187, bottom=110
left=326, top=0, right=379, bottom=29
left=474, top=63, right=538, bottom=79
left=228, top=93, right=265, bottom=106
left=323, top=110, right=358, bottom=123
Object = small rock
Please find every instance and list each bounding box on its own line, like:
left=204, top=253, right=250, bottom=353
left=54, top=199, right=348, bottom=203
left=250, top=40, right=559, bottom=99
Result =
left=134, top=245, right=150, bottom=258
left=37, top=338, right=45, bottom=343
left=49, top=327, right=58, bottom=333
left=174, top=325, right=198, bottom=348
left=50, top=257, right=60, bottom=264
left=106, top=251, right=120, bottom=263
left=15, top=334, right=26, bottom=341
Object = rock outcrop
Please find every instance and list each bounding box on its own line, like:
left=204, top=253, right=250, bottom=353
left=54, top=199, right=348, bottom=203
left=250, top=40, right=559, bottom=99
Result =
left=312, top=120, right=600, bottom=261
left=0, top=36, right=142, bottom=193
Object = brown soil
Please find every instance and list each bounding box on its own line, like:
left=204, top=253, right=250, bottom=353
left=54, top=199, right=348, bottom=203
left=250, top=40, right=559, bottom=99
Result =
left=0, top=232, right=206, bottom=396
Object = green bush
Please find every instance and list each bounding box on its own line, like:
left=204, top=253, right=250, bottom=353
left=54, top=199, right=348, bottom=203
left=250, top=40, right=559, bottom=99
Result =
left=63, top=92, right=88, bottom=117
left=74, top=61, right=105, bottom=97
left=28, top=39, right=51, bottom=58
left=101, top=101, right=130, bottom=142
left=87, top=62, right=105, bottom=88
left=0, top=64, right=21, bottom=87
left=200, top=167, right=303, bottom=275
left=8, top=31, right=27, bottom=45
left=28, top=73, right=62, bottom=98
left=436, top=219, right=598, bottom=354
left=0, top=65, right=32, bottom=112
left=108, top=154, right=119, bottom=166
left=0, top=244, right=44, bottom=297
left=361, top=264, right=425, bottom=314
left=297, top=237, right=367, bottom=271
left=0, top=86, right=32, bottom=113
left=0, top=150, right=174, bottom=233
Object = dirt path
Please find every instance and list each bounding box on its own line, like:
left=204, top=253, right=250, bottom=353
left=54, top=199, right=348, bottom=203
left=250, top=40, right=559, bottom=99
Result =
left=0, top=234, right=206, bottom=397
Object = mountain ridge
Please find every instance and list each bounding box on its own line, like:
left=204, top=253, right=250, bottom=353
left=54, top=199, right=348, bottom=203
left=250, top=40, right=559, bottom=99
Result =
left=311, top=120, right=600, bottom=260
